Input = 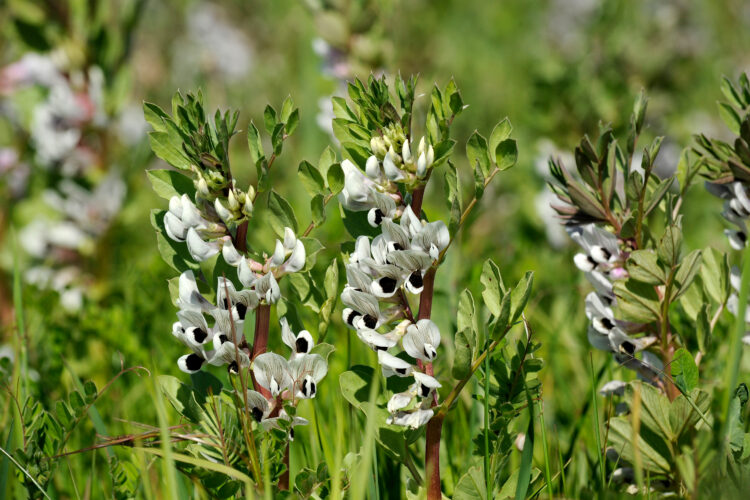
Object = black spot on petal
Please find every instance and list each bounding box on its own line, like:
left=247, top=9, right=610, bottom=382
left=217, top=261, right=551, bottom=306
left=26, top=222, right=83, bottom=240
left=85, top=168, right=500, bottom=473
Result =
left=378, top=276, right=397, bottom=294
left=373, top=209, right=384, bottom=225
left=346, top=310, right=361, bottom=326
left=392, top=243, right=404, bottom=251
left=192, top=328, right=207, bottom=343
left=219, top=334, right=229, bottom=344
left=251, top=407, right=264, bottom=422
left=601, top=318, right=614, bottom=330
left=395, top=368, right=407, bottom=375
left=408, top=272, right=423, bottom=289
left=420, top=384, right=431, bottom=397
left=228, top=361, right=239, bottom=374
left=236, top=303, right=248, bottom=320
left=363, top=315, right=377, bottom=329
left=622, top=341, right=636, bottom=356
left=375, top=345, right=387, bottom=351
left=295, top=337, right=309, bottom=353
left=185, top=354, right=205, bottom=371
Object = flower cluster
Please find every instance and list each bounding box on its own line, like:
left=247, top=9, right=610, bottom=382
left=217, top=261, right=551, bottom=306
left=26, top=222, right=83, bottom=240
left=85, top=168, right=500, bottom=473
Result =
left=340, top=135, right=435, bottom=211
left=2, top=51, right=129, bottom=310
left=244, top=325, right=328, bottom=439
left=340, top=155, right=449, bottom=427
left=564, top=222, right=659, bottom=376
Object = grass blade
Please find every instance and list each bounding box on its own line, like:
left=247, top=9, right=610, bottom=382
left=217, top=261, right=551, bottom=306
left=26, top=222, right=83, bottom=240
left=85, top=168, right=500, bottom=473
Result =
left=515, top=387, right=535, bottom=500
left=588, top=353, right=606, bottom=489
left=0, top=444, right=51, bottom=499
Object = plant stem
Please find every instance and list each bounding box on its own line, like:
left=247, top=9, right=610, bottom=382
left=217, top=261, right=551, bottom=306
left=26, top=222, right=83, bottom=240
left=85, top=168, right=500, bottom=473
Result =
left=411, top=185, right=426, bottom=216
left=417, top=268, right=436, bottom=320
left=279, top=446, right=290, bottom=491
left=234, top=220, right=249, bottom=253
left=251, top=304, right=272, bottom=399
left=425, top=414, right=444, bottom=500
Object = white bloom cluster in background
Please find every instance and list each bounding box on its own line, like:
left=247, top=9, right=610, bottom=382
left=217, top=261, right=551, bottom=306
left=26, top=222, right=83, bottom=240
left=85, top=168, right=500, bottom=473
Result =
left=707, top=181, right=750, bottom=345
left=1, top=51, right=132, bottom=311
left=566, top=224, right=662, bottom=377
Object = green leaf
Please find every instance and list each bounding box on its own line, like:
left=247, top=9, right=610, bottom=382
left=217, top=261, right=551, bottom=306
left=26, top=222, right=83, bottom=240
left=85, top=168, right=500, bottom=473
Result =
left=489, top=118, right=512, bottom=164
left=644, top=177, right=674, bottom=216
left=673, top=249, right=702, bottom=300
left=285, top=109, right=300, bottom=136
left=280, top=96, right=294, bottom=123
left=467, top=131, right=491, bottom=177
left=300, top=237, right=324, bottom=272
left=318, top=146, right=337, bottom=177
left=311, top=194, right=326, bottom=227
left=267, top=190, right=298, bottom=237
left=627, top=250, right=666, bottom=285
left=474, top=161, right=485, bottom=200
left=700, top=247, right=729, bottom=304
left=263, top=105, right=277, bottom=134
left=326, top=163, right=344, bottom=195
left=510, top=272, right=534, bottom=323
left=608, top=418, right=671, bottom=474
left=298, top=160, right=325, bottom=196
left=718, top=101, right=741, bottom=135
left=495, top=139, right=518, bottom=171
left=480, top=259, right=505, bottom=316
left=671, top=348, right=698, bottom=394
left=146, top=169, right=195, bottom=200
left=669, top=389, right=711, bottom=439
left=613, top=280, right=660, bottom=322
left=453, top=465, right=487, bottom=500
left=143, top=102, right=170, bottom=132
left=452, top=328, right=475, bottom=379
left=458, top=289, right=478, bottom=338
left=657, top=224, right=682, bottom=268
left=158, top=375, right=203, bottom=423
left=148, top=131, right=191, bottom=170
left=247, top=121, right=264, bottom=164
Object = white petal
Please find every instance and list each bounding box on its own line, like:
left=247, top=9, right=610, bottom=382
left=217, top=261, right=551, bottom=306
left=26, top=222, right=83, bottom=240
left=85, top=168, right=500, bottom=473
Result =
left=272, top=240, right=286, bottom=266
left=387, top=391, right=413, bottom=413
left=599, top=380, right=627, bottom=397
left=186, top=227, right=220, bottom=262
left=253, top=352, right=292, bottom=397
left=282, top=239, right=306, bottom=273
left=365, top=155, right=380, bottom=178
left=377, top=350, right=413, bottom=377
left=164, top=212, right=188, bottom=241
left=283, top=227, right=297, bottom=250
left=280, top=317, right=296, bottom=351
left=238, top=258, right=258, bottom=287
left=222, top=239, right=243, bottom=266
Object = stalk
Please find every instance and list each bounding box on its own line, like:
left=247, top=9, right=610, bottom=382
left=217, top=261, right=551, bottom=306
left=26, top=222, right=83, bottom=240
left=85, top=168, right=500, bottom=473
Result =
left=251, top=304, right=272, bottom=399
left=234, top=220, right=249, bottom=253
left=425, top=413, right=444, bottom=500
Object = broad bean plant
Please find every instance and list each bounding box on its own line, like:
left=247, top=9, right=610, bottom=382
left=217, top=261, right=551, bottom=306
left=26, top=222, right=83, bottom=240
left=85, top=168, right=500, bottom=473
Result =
left=548, top=80, right=750, bottom=496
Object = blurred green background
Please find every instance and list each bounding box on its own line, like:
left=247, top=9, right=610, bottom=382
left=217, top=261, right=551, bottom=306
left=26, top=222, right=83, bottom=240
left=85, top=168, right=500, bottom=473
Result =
left=2, top=0, right=749, bottom=497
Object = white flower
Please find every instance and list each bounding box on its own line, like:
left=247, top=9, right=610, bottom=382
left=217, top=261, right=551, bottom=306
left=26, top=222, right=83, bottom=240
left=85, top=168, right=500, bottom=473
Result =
left=599, top=380, right=627, bottom=397
left=280, top=317, right=314, bottom=358
left=255, top=272, right=280, bottom=303
left=260, top=411, right=309, bottom=440
left=339, top=159, right=376, bottom=211
left=585, top=292, right=616, bottom=334
left=568, top=224, right=621, bottom=271
left=356, top=328, right=398, bottom=352
left=403, top=319, right=441, bottom=362
left=290, top=354, right=328, bottom=399
left=377, top=350, right=413, bottom=378
left=386, top=408, right=433, bottom=429
left=413, top=371, right=442, bottom=398
left=252, top=352, right=292, bottom=397
left=245, top=390, right=272, bottom=422
left=186, top=227, right=221, bottom=262
left=281, top=239, right=306, bottom=273
left=222, top=238, right=244, bottom=266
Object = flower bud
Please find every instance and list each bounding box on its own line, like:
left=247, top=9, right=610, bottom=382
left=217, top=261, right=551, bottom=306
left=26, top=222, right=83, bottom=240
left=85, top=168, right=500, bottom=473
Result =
left=370, top=136, right=387, bottom=158
left=214, top=198, right=232, bottom=223
left=242, top=201, right=254, bottom=217
left=197, top=176, right=209, bottom=196
left=418, top=136, right=426, bottom=156
left=402, top=139, right=412, bottom=164
left=228, top=190, right=240, bottom=211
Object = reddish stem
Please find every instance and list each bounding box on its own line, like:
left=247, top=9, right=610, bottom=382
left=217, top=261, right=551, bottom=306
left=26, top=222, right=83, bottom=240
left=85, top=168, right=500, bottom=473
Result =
left=279, top=445, right=290, bottom=491
left=425, top=413, right=444, bottom=500
left=234, top=220, right=249, bottom=253
left=417, top=268, right=436, bottom=320
left=411, top=186, right=426, bottom=216
left=251, top=304, right=271, bottom=399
